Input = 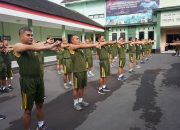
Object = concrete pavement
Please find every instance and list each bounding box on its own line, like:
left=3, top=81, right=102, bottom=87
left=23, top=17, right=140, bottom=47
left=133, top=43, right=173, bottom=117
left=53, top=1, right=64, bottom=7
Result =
left=0, top=54, right=180, bottom=130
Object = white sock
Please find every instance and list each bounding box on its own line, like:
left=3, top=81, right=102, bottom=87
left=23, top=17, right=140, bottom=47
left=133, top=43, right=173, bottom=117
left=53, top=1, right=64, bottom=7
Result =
left=64, top=83, right=67, bottom=86
left=99, top=87, right=103, bottom=90
left=102, top=85, right=106, bottom=89
left=74, top=99, right=79, bottom=105
left=38, top=121, right=44, bottom=127
left=129, top=69, right=133, bottom=71
left=119, top=74, right=123, bottom=78
left=69, top=81, right=72, bottom=84
left=79, top=98, right=83, bottom=103
left=2, top=86, right=6, bottom=90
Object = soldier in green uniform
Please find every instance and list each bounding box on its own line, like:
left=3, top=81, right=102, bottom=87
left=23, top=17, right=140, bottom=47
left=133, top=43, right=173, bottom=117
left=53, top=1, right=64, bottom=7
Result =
left=2, top=40, right=13, bottom=90
left=84, top=39, right=95, bottom=77
left=13, top=27, right=60, bottom=130
left=108, top=44, right=113, bottom=67
left=135, top=38, right=142, bottom=69
left=0, top=40, right=8, bottom=93
left=96, top=35, right=116, bottom=94
left=108, top=44, right=117, bottom=68
left=117, top=37, right=127, bottom=81
left=56, top=49, right=63, bottom=74
left=61, top=38, right=73, bottom=89
left=145, top=39, right=149, bottom=61
left=171, top=42, right=180, bottom=52
left=112, top=43, right=118, bottom=62
left=141, top=39, right=146, bottom=64
left=68, top=35, right=99, bottom=111
left=148, top=39, right=154, bottom=58
left=128, top=37, right=136, bottom=73
left=174, top=38, right=180, bottom=56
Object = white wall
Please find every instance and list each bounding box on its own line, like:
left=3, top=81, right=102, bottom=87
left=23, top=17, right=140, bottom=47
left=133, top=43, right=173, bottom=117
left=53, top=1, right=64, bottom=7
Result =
left=66, top=0, right=106, bottom=26
left=160, top=0, right=180, bottom=8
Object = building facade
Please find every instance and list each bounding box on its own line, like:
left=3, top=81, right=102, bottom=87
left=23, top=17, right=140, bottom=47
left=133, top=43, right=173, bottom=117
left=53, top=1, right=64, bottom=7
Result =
left=0, top=0, right=104, bottom=57
left=64, top=0, right=180, bottom=53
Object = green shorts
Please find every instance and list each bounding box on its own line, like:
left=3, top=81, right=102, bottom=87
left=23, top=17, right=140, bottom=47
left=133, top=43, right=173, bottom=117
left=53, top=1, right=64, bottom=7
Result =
left=112, top=50, right=117, bottom=59
left=129, top=53, right=136, bottom=63
left=86, top=57, right=93, bottom=69
left=99, top=60, right=110, bottom=78
left=119, top=58, right=126, bottom=68
left=136, top=52, right=141, bottom=60
left=73, top=71, right=87, bottom=89
left=62, top=58, right=72, bottom=74
left=0, top=63, right=7, bottom=80
left=20, top=77, right=44, bottom=110
left=148, top=49, right=152, bottom=54
left=57, top=55, right=63, bottom=65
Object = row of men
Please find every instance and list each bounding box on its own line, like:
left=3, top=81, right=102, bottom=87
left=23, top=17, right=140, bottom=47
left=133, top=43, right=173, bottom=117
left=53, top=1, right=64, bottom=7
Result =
left=55, top=37, right=154, bottom=91
left=0, top=27, right=154, bottom=130
left=0, top=39, right=13, bottom=94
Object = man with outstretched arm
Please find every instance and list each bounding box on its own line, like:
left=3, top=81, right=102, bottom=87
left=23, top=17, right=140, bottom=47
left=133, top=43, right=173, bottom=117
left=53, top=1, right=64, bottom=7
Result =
left=12, top=27, right=60, bottom=130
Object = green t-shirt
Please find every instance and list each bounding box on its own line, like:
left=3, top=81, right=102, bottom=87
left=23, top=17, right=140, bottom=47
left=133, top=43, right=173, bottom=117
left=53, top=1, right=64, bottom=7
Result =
left=136, top=44, right=141, bottom=52
left=117, top=45, right=126, bottom=58
left=71, top=49, right=86, bottom=73
left=15, top=51, right=42, bottom=77
left=84, top=48, right=93, bottom=58
left=112, top=44, right=118, bottom=52
left=2, top=52, right=12, bottom=64
left=34, top=51, right=44, bottom=64
left=56, top=50, right=63, bottom=59
left=62, top=48, right=71, bottom=59
left=97, top=45, right=109, bottom=60
left=142, top=44, right=146, bottom=50
left=0, top=52, right=4, bottom=63
left=129, top=44, right=136, bottom=53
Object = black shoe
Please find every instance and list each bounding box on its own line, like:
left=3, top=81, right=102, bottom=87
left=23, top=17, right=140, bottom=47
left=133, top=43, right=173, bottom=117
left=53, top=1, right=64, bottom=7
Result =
left=2, top=88, right=10, bottom=93
left=8, top=85, right=13, bottom=90
left=98, top=89, right=106, bottom=95
left=0, top=115, right=6, bottom=120
left=36, top=124, right=48, bottom=130
left=0, top=88, right=3, bottom=94
left=102, top=87, right=111, bottom=92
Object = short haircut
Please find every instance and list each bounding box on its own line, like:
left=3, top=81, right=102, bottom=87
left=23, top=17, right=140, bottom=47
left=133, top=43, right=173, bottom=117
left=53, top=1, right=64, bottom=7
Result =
left=70, top=35, right=78, bottom=42
left=129, top=37, right=132, bottom=41
left=19, top=27, right=32, bottom=36
left=97, top=35, right=104, bottom=41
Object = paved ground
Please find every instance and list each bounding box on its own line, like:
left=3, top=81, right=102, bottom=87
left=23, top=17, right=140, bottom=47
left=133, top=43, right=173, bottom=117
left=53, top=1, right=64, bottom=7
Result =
left=0, top=54, right=180, bottom=130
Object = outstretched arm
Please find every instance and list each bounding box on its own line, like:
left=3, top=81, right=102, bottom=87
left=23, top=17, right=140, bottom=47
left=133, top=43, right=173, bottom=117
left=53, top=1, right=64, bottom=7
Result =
left=13, top=40, right=60, bottom=53
left=68, top=43, right=98, bottom=51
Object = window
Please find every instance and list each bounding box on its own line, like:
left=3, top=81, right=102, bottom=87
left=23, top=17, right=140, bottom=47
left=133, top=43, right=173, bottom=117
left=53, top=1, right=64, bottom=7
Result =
left=148, top=31, right=154, bottom=40
left=139, top=32, right=144, bottom=40
left=120, top=33, right=125, bottom=40
left=112, top=33, right=117, bottom=41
